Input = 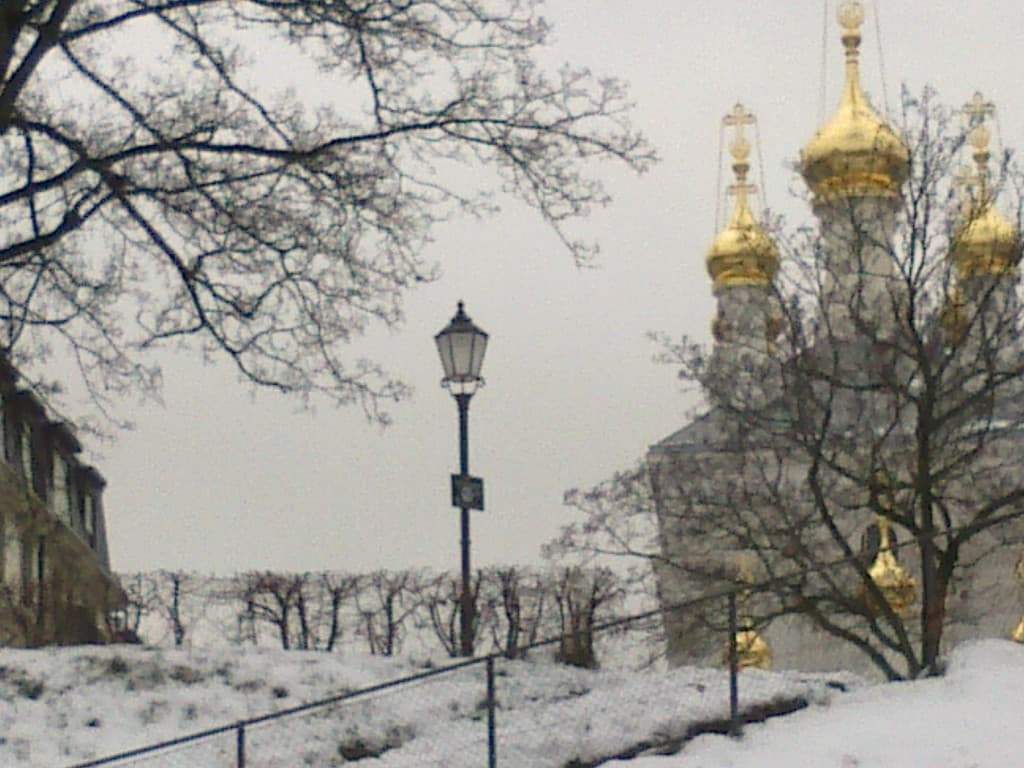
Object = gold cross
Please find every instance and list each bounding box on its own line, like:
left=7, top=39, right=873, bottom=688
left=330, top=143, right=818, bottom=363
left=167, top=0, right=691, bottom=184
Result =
left=723, top=102, right=755, bottom=131
left=963, top=91, right=995, bottom=128
left=723, top=102, right=755, bottom=163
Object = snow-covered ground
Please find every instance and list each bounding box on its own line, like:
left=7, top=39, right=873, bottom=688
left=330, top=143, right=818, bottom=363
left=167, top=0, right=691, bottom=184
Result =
left=615, top=640, right=1024, bottom=768
left=0, top=640, right=1020, bottom=767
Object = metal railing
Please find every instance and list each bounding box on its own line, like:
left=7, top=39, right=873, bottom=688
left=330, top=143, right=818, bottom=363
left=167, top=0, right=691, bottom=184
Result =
left=63, top=595, right=749, bottom=768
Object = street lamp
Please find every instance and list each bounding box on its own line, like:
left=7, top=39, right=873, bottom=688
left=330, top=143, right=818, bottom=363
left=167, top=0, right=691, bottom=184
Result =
left=435, top=300, right=489, bottom=657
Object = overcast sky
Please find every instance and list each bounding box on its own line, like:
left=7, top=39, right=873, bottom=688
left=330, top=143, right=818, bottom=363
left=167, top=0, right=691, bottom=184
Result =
left=97, top=1, right=1024, bottom=575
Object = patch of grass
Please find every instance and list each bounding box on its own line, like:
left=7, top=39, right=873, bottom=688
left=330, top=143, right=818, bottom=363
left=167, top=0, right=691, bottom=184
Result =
left=337, top=739, right=387, bottom=761
left=337, top=724, right=414, bottom=761
left=0, top=667, right=45, bottom=701
left=169, top=665, right=203, bottom=685
left=97, top=653, right=167, bottom=689
left=17, top=676, right=44, bottom=700
left=139, top=699, right=169, bottom=726
left=124, top=661, right=166, bottom=692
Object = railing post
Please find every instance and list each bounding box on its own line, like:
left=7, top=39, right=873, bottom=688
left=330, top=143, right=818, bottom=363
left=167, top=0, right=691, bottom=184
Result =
left=727, top=592, right=740, bottom=737
left=486, top=656, right=497, bottom=768
left=236, top=722, right=246, bottom=768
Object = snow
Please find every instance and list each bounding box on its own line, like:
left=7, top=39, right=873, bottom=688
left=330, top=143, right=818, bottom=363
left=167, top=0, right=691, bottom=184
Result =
left=1, top=640, right=1021, bottom=767
left=614, top=640, right=1024, bottom=768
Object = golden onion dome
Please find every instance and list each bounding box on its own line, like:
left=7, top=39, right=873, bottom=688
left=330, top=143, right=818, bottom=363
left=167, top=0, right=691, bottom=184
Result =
left=866, top=547, right=916, bottom=615
left=951, top=108, right=1020, bottom=277
left=860, top=515, right=916, bottom=617
left=800, top=2, right=908, bottom=202
left=722, top=554, right=773, bottom=671
left=954, top=207, right=1018, bottom=276
left=706, top=104, right=779, bottom=291
left=730, top=628, right=773, bottom=671
left=721, top=625, right=773, bottom=670
left=1012, top=614, right=1024, bottom=644
left=1014, top=551, right=1024, bottom=643
left=705, top=205, right=779, bottom=290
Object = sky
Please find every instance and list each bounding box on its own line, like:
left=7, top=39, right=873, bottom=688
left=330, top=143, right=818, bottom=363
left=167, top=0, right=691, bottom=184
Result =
left=96, top=1, right=1024, bottom=575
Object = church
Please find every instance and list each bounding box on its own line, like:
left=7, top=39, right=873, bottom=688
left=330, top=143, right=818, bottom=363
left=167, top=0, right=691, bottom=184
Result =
left=648, top=1, right=1024, bottom=679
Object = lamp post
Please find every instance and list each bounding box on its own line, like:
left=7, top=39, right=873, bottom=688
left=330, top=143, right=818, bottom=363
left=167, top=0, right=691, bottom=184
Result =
left=435, top=300, right=489, bottom=657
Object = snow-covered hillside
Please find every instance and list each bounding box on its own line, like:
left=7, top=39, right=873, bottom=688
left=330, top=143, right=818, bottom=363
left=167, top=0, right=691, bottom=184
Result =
left=2, top=640, right=1021, bottom=767
left=615, top=640, right=1024, bottom=768
left=1, top=644, right=855, bottom=767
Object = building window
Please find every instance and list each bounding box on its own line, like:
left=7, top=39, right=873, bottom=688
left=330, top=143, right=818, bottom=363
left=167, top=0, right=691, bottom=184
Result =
left=83, top=495, right=97, bottom=548
left=35, top=536, right=45, bottom=621
left=5, top=414, right=21, bottom=475
left=20, top=535, right=33, bottom=607
left=2, top=531, right=19, bottom=590
left=29, top=427, right=50, bottom=502
left=20, top=428, right=31, bottom=485
left=52, top=456, right=72, bottom=525
left=77, top=488, right=87, bottom=535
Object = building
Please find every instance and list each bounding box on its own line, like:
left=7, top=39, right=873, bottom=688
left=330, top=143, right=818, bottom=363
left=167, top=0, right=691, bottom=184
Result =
left=649, top=2, right=1024, bottom=678
left=0, top=355, right=123, bottom=645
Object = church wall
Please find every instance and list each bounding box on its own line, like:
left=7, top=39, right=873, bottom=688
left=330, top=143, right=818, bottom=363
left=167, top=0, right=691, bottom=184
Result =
left=712, top=285, right=776, bottom=348
left=650, top=427, right=1024, bottom=678
left=814, top=195, right=906, bottom=361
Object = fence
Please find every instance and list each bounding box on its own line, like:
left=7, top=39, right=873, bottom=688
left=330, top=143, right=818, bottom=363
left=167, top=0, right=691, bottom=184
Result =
left=64, top=596, right=750, bottom=768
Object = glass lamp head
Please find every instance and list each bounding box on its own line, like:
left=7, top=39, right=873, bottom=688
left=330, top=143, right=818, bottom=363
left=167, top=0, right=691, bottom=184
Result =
left=435, top=301, right=488, bottom=393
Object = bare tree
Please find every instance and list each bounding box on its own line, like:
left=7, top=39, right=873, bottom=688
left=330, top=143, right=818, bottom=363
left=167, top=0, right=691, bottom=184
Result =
left=551, top=469, right=667, bottom=665
left=235, top=570, right=307, bottom=650
left=421, top=570, right=463, bottom=658
left=551, top=565, right=622, bottom=668
left=556, top=88, right=1024, bottom=680
left=479, top=566, right=549, bottom=659
left=421, top=567, right=534, bottom=658
left=354, top=569, right=422, bottom=656
left=314, top=571, right=362, bottom=653
left=118, top=571, right=157, bottom=641
left=150, top=569, right=208, bottom=647
left=0, top=1, right=654, bottom=426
